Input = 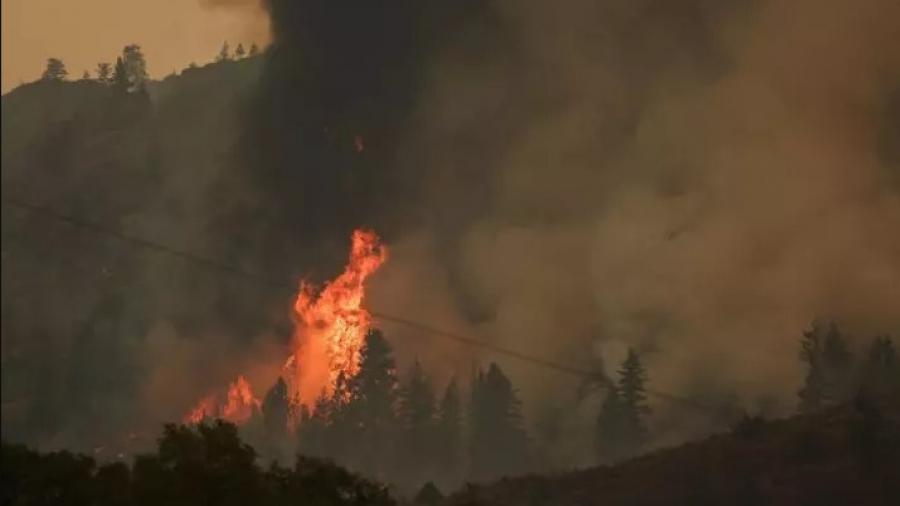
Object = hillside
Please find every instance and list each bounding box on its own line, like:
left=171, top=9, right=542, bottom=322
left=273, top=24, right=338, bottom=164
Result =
left=1, top=58, right=270, bottom=449
left=448, top=399, right=900, bottom=506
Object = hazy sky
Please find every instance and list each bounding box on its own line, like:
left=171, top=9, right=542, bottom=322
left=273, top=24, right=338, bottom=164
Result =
left=1, top=0, right=268, bottom=93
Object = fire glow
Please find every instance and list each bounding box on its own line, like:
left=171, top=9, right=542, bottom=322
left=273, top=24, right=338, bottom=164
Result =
left=183, top=229, right=387, bottom=424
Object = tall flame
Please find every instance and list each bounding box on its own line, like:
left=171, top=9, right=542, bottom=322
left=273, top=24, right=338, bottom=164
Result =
left=285, top=229, right=387, bottom=403
left=182, top=229, right=387, bottom=425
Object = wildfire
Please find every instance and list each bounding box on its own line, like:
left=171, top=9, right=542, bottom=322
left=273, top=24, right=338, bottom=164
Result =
left=183, top=229, right=387, bottom=425
left=285, top=228, right=387, bottom=403
left=183, top=375, right=261, bottom=425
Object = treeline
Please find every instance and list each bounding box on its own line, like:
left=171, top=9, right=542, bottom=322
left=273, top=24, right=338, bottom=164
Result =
left=1, top=421, right=395, bottom=506
left=34, top=40, right=259, bottom=90
left=255, top=330, right=534, bottom=492
left=797, top=322, right=899, bottom=412
left=253, top=329, right=655, bottom=490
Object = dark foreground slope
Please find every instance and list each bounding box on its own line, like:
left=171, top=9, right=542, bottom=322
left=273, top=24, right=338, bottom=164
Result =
left=450, top=399, right=900, bottom=506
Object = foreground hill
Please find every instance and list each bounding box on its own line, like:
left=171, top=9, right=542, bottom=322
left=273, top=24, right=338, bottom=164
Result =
left=449, top=399, right=900, bottom=506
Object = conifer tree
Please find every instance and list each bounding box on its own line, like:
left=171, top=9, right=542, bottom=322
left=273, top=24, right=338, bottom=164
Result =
left=41, top=58, right=68, bottom=81
left=217, top=41, right=232, bottom=62
left=434, top=378, right=462, bottom=485
left=822, top=323, right=852, bottom=403
left=248, top=43, right=260, bottom=57
left=96, top=62, right=112, bottom=84
left=799, top=322, right=826, bottom=413
left=112, top=57, right=130, bottom=91
left=398, top=360, right=436, bottom=488
left=235, top=43, right=246, bottom=59
left=468, top=363, right=531, bottom=481
left=345, top=329, right=398, bottom=478
left=861, top=335, right=900, bottom=399
left=595, top=386, right=628, bottom=463
left=617, top=349, right=649, bottom=455
left=262, top=377, right=290, bottom=442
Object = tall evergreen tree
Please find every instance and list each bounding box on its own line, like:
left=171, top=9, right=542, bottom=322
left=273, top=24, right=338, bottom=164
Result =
left=617, top=349, right=650, bottom=455
left=822, top=323, right=852, bottom=403
left=235, top=43, right=247, bottom=59
left=434, top=378, right=462, bottom=486
left=262, top=377, right=290, bottom=442
left=345, top=329, right=398, bottom=479
left=217, top=41, right=232, bottom=62
left=122, top=44, right=148, bottom=91
left=799, top=321, right=854, bottom=412
left=468, top=363, right=531, bottom=481
left=96, top=62, right=112, bottom=84
left=861, top=335, right=900, bottom=399
left=799, top=322, right=826, bottom=413
left=595, top=386, right=629, bottom=463
left=398, top=360, right=436, bottom=488
left=112, top=57, right=130, bottom=91
left=41, top=58, right=68, bottom=81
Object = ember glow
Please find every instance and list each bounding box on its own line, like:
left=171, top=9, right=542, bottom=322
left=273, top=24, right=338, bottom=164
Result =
left=183, top=229, right=387, bottom=424
left=184, top=375, right=261, bottom=425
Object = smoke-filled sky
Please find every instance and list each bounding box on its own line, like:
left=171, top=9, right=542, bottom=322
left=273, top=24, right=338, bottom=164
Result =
left=0, top=0, right=268, bottom=93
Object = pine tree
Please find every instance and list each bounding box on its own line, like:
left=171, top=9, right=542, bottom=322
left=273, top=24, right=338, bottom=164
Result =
left=235, top=43, right=246, bottom=59
left=861, top=335, right=900, bottom=399
left=398, top=360, right=436, bottom=488
left=41, top=58, right=68, bottom=81
left=112, top=57, right=130, bottom=91
left=96, top=62, right=112, bottom=84
left=799, top=321, right=854, bottom=412
left=81, top=71, right=91, bottom=80
left=616, top=348, right=649, bottom=456
left=799, top=322, right=826, bottom=413
left=821, top=323, right=852, bottom=404
left=434, top=378, right=462, bottom=486
left=595, top=386, right=629, bottom=463
left=248, top=43, right=260, bottom=57
left=468, top=363, right=531, bottom=481
left=344, top=329, right=398, bottom=478
left=262, top=377, right=290, bottom=442
left=217, top=41, right=232, bottom=62
left=121, top=44, right=148, bottom=91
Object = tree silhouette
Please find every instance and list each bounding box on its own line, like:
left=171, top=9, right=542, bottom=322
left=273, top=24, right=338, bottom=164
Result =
left=799, top=322, right=854, bottom=413
left=468, top=363, right=531, bottom=481
left=249, top=43, right=260, bottom=57
left=596, top=386, right=629, bottom=463
left=121, top=44, right=148, bottom=91
left=112, top=57, right=130, bottom=91
left=398, top=359, right=436, bottom=488
left=345, top=329, right=399, bottom=478
left=235, top=43, right=247, bottom=59
left=217, top=41, right=232, bottom=62
left=799, top=322, right=826, bottom=413
left=95, top=62, right=112, bottom=84
left=435, top=377, right=463, bottom=485
left=262, top=377, right=290, bottom=443
left=860, top=335, right=900, bottom=400
left=822, top=323, right=852, bottom=403
left=617, top=348, right=650, bottom=453
left=41, top=58, right=68, bottom=81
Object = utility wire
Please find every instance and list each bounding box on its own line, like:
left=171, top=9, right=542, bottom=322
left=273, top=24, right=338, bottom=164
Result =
left=2, top=196, right=744, bottom=416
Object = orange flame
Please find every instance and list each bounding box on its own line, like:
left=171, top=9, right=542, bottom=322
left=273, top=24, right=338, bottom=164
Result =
left=285, top=229, right=387, bottom=404
left=183, top=375, right=261, bottom=425
left=182, top=229, right=386, bottom=425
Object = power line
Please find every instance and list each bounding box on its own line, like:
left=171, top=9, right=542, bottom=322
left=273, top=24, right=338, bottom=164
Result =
left=2, top=196, right=742, bottom=416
